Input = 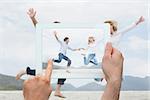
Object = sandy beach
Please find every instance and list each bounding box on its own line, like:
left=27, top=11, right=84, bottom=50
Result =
left=0, top=91, right=149, bottom=100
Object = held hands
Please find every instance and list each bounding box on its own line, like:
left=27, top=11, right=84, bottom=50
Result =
left=77, top=48, right=86, bottom=51
left=27, top=8, right=36, bottom=18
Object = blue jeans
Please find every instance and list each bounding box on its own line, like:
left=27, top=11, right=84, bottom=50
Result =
left=84, top=54, right=98, bottom=65
left=53, top=53, right=71, bottom=67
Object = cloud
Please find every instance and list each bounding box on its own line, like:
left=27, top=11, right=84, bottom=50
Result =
left=0, top=1, right=148, bottom=78
left=23, top=1, right=148, bottom=25
left=124, top=57, right=149, bottom=77
left=127, top=36, right=149, bottom=50
left=119, top=36, right=149, bottom=77
left=0, top=3, right=36, bottom=76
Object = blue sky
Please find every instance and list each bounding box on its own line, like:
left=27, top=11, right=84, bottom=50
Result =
left=0, top=0, right=149, bottom=86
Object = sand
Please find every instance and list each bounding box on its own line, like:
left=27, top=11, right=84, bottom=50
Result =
left=0, top=91, right=149, bottom=100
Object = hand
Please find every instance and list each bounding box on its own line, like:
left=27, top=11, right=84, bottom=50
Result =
left=77, top=48, right=81, bottom=51
left=81, top=48, right=86, bottom=50
left=101, top=43, right=124, bottom=100
left=27, top=8, right=36, bottom=18
left=78, top=48, right=85, bottom=51
left=54, top=31, right=57, bottom=35
left=23, top=60, right=53, bottom=100
left=102, top=42, right=124, bottom=82
left=136, top=16, right=145, bottom=25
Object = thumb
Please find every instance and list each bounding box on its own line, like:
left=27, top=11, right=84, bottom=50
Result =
left=104, top=42, right=113, bottom=58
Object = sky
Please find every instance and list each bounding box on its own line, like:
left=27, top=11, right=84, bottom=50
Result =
left=42, top=25, right=109, bottom=67
left=0, top=0, right=149, bottom=86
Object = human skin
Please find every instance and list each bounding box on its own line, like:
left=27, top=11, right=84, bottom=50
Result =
left=101, top=42, right=124, bottom=100
left=27, top=8, right=65, bottom=98
left=27, top=8, right=38, bottom=27
left=23, top=60, right=53, bottom=100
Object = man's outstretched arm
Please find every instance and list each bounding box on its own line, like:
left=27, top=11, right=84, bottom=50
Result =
left=101, top=43, right=124, bottom=100
left=27, top=8, right=38, bottom=27
left=53, top=31, right=62, bottom=43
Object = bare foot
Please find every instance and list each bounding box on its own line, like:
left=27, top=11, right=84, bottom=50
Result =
left=16, top=70, right=26, bottom=80
left=16, top=74, right=20, bottom=80
left=54, top=92, right=66, bottom=98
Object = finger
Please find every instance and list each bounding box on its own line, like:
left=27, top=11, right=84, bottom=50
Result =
left=104, top=42, right=113, bottom=58
left=31, top=8, right=33, bottom=12
left=29, top=8, right=32, bottom=12
left=139, top=16, right=144, bottom=22
left=140, top=16, right=142, bottom=21
left=112, top=47, right=122, bottom=58
left=27, top=12, right=29, bottom=15
left=29, top=8, right=33, bottom=13
left=141, top=16, right=145, bottom=21
left=34, top=11, right=36, bottom=15
left=45, top=60, right=53, bottom=82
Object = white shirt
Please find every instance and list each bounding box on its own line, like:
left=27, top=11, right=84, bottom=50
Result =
left=57, top=39, right=74, bottom=55
left=87, top=43, right=97, bottom=54
left=86, top=36, right=106, bottom=54
left=86, top=29, right=110, bottom=55
left=109, top=22, right=137, bottom=48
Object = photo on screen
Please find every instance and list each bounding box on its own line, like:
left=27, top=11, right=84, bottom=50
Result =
left=36, top=24, right=110, bottom=78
